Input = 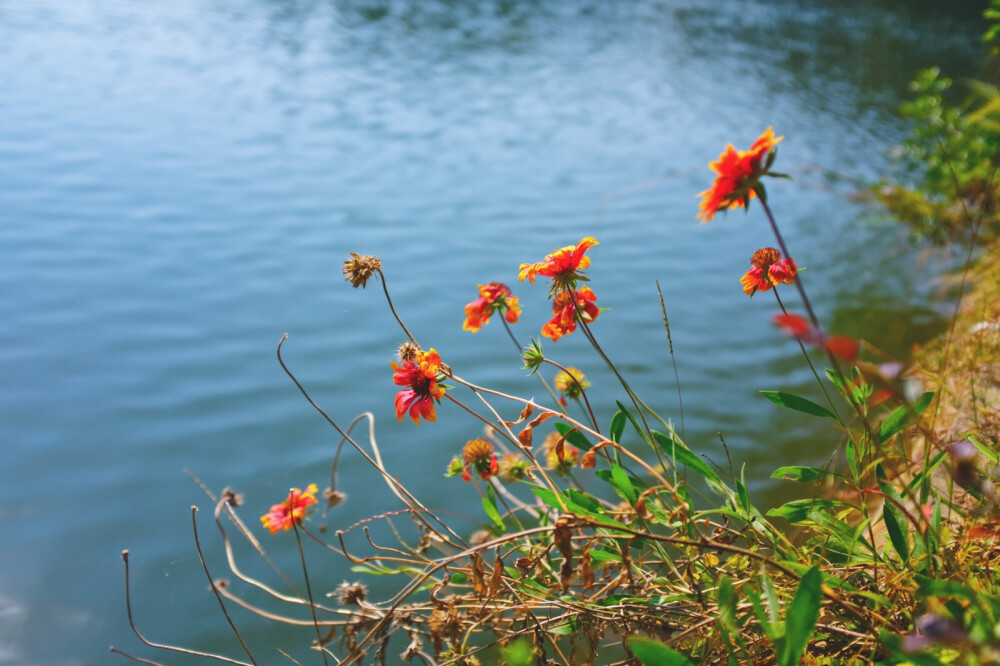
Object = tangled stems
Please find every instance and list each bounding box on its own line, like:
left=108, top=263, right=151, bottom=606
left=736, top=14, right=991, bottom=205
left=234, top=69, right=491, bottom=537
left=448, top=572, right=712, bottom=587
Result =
left=499, top=317, right=564, bottom=411
left=757, top=198, right=876, bottom=445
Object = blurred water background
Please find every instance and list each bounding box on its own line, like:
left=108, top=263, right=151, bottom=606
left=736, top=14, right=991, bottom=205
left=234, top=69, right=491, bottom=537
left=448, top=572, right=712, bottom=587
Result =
left=0, top=0, right=988, bottom=662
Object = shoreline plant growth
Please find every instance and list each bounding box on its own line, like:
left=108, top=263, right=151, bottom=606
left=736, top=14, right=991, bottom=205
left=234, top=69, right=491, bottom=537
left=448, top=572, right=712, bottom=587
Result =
left=112, top=112, right=1000, bottom=665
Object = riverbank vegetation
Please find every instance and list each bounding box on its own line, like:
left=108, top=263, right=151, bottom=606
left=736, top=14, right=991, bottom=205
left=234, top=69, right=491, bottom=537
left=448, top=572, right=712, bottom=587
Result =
left=112, top=6, right=1000, bottom=666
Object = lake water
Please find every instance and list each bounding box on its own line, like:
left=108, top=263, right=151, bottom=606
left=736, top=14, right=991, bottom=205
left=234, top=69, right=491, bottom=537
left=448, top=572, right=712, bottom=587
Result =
left=0, top=0, right=987, bottom=662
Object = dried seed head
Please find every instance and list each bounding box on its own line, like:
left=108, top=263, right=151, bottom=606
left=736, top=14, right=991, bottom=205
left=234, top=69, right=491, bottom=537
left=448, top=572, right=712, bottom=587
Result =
left=343, top=252, right=382, bottom=288
left=221, top=487, right=243, bottom=507
left=324, top=487, right=346, bottom=508
left=461, top=439, right=495, bottom=466
left=334, top=581, right=368, bottom=606
left=397, top=341, right=421, bottom=363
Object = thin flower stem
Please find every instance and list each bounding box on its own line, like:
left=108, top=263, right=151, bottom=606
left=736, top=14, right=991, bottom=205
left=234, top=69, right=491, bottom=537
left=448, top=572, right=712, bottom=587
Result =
left=376, top=268, right=419, bottom=347
left=758, top=197, right=874, bottom=439
left=567, top=289, right=670, bottom=473
left=291, top=519, right=330, bottom=666
left=119, top=551, right=254, bottom=666
left=540, top=357, right=600, bottom=435
left=190, top=507, right=258, bottom=666
left=772, top=288, right=843, bottom=427
left=500, top=318, right=563, bottom=409
left=656, top=281, right=686, bottom=441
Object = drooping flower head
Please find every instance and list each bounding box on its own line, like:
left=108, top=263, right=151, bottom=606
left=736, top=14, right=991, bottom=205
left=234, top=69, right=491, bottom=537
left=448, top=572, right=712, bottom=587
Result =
left=542, top=286, right=599, bottom=342
left=391, top=347, right=447, bottom=424
left=519, top=237, right=599, bottom=295
left=458, top=438, right=499, bottom=482
left=740, top=247, right=799, bottom=296
left=463, top=282, right=521, bottom=332
left=342, top=253, right=382, bottom=288
left=698, top=128, right=783, bottom=222
left=260, top=484, right=319, bottom=534
left=553, top=367, right=592, bottom=406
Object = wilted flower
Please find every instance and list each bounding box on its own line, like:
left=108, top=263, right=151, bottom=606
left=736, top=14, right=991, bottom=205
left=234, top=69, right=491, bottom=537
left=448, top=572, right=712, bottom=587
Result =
left=519, top=237, right=599, bottom=294
left=460, top=438, right=499, bottom=482
left=391, top=348, right=447, bottom=424
left=463, top=282, right=521, bottom=332
left=553, top=367, right=591, bottom=405
left=342, top=252, right=382, bottom=288
left=333, top=581, right=368, bottom=606
left=698, top=128, right=783, bottom=222
left=260, top=484, right=319, bottom=534
left=740, top=247, right=798, bottom=296
left=497, top=452, right=530, bottom=482
left=397, top=341, right=421, bottom=363
left=542, top=287, right=600, bottom=342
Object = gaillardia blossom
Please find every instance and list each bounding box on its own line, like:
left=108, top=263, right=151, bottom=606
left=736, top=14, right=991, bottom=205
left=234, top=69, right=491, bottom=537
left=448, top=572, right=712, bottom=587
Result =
left=463, top=282, right=521, bottom=332
left=740, top=247, right=798, bottom=296
left=519, top=237, right=599, bottom=293
left=260, top=484, right=319, bottom=534
left=542, top=287, right=599, bottom=342
left=698, top=128, right=783, bottom=222
left=391, top=348, right=447, bottom=424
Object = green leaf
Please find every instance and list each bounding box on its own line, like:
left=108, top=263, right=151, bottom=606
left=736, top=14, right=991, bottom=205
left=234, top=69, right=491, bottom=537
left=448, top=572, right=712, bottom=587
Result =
left=966, top=433, right=999, bottom=464
left=876, top=465, right=909, bottom=563
left=566, top=488, right=602, bottom=512
left=760, top=391, right=837, bottom=420
left=879, top=391, right=934, bottom=442
left=482, top=483, right=504, bottom=531
left=610, top=463, right=638, bottom=505
left=771, top=466, right=844, bottom=483
left=780, top=566, right=822, bottom=666
left=845, top=439, right=859, bottom=480
left=554, top=421, right=593, bottom=451
left=627, top=637, right=696, bottom=666
left=651, top=431, right=725, bottom=493
left=609, top=410, right=627, bottom=444
left=736, top=480, right=750, bottom=513
left=616, top=401, right=653, bottom=446
left=767, top=499, right=841, bottom=523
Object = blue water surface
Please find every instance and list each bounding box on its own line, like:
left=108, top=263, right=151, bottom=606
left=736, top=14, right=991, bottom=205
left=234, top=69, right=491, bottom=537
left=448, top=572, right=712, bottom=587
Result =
left=0, top=0, right=986, bottom=662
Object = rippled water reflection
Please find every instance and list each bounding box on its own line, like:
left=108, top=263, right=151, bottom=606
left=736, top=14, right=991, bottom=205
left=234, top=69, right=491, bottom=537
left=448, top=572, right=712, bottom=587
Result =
left=0, top=0, right=986, bottom=661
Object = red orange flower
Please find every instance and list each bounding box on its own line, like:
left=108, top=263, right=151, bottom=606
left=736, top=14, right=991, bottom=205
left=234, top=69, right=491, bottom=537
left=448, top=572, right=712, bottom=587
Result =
left=773, top=313, right=859, bottom=362
left=519, top=237, right=599, bottom=293
left=740, top=247, right=798, bottom=296
left=698, top=128, right=783, bottom=222
left=463, top=282, right=521, bottom=332
left=391, top=348, right=446, bottom=424
left=260, top=484, right=319, bottom=534
left=542, top=286, right=599, bottom=341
